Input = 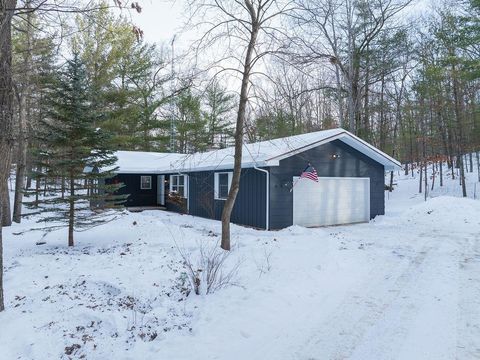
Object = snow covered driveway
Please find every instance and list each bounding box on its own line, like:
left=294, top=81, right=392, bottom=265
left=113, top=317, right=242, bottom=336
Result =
left=1, top=195, right=480, bottom=359
left=293, top=206, right=480, bottom=360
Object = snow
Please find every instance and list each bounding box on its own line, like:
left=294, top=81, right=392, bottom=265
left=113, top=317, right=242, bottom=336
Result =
left=173, top=128, right=401, bottom=171
left=111, top=129, right=401, bottom=174
left=1, top=164, right=480, bottom=359
left=110, top=151, right=184, bottom=173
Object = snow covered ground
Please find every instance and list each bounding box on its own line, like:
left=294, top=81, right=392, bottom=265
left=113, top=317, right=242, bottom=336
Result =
left=1, top=165, right=480, bottom=360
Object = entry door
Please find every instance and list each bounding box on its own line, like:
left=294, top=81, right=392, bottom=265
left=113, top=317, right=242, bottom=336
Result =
left=157, top=175, right=165, bottom=205
left=293, top=177, right=370, bottom=227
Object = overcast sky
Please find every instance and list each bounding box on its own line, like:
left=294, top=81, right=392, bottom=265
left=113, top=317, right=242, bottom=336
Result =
left=130, top=0, right=436, bottom=49
left=129, top=0, right=185, bottom=46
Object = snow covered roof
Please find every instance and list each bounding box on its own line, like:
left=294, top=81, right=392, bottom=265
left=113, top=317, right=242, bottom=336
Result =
left=167, top=128, right=401, bottom=172
left=112, top=151, right=185, bottom=174
left=112, top=129, right=401, bottom=174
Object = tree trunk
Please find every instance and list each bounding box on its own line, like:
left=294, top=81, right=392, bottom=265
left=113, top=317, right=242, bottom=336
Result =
left=431, top=162, right=436, bottom=191
left=0, top=202, right=3, bottom=311
left=0, top=183, right=10, bottom=226
left=451, top=57, right=467, bottom=197
left=25, top=162, right=32, bottom=189
left=476, top=151, right=480, bottom=182
left=35, top=171, right=39, bottom=206
left=68, top=174, right=75, bottom=247
left=12, top=1, right=32, bottom=223
left=440, top=160, right=443, bottom=187
left=419, top=162, right=423, bottom=193
left=379, top=74, right=386, bottom=150
left=13, top=93, right=28, bottom=223
left=334, top=65, right=345, bottom=128
left=363, top=44, right=370, bottom=142
left=424, top=160, right=428, bottom=201
left=0, top=0, right=17, bottom=312
left=221, top=4, right=259, bottom=251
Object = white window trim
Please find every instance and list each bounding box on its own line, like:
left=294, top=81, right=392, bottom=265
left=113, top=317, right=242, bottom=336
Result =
left=140, top=175, right=152, bottom=190
left=214, top=172, right=232, bottom=200
left=169, top=174, right=188, bottom=198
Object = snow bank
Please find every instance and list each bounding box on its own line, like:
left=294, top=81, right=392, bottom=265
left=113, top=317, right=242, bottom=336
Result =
left=392, top=196, right=480, bottom=235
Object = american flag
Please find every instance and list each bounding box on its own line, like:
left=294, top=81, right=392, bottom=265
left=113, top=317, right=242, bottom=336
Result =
left=300, top=164, right=318, bottom=182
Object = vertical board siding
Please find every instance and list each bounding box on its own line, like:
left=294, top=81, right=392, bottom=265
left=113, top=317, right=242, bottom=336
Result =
left=188, top=172, right=215, bottom=219
left=269, top=140, right=385, bottom=229
left=187, top=168, right=266, bottom=229
left=108, top=173, right=158, bottom=207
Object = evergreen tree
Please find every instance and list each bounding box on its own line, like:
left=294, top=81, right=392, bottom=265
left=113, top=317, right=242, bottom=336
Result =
left=26, top=54, right=125, bottom=246
left=104, top=41, right=173, bottom=151
left=254, top=110, right=295, bottom=141
left=72, top=5, right=175, bottom=151
left=174, top=88, right=208, bottom=153
left=203, top=81, right=235, bottom=148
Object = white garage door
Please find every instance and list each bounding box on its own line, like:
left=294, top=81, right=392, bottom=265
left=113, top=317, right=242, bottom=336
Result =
left=293, top=177, right=370, bottom=227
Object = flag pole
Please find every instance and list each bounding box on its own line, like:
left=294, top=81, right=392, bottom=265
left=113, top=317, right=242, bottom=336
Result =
left=290, top=163, right=311, bottom=192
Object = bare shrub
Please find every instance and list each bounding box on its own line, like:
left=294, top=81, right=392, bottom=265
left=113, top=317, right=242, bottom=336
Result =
left=254, top=247, right=273, bottom=278
left=176, top=239, right=241, bottom=295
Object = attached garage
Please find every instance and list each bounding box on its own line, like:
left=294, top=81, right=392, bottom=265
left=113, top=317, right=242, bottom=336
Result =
left=293, top=177, right=370, bottom=227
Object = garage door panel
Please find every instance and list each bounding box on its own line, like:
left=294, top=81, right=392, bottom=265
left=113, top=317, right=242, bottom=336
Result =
left=293, top=177, right=370, bottom=227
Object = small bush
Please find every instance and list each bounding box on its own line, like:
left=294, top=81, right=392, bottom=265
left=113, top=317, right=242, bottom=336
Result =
left=176, top=240, right=241, bottom=295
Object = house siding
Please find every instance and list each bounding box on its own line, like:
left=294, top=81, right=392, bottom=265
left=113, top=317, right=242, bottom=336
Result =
left=187, top=168, right=267, bottom=229
left=269, top=139, right=385, bottom=229
left=107, top=173, right=158, bottom=207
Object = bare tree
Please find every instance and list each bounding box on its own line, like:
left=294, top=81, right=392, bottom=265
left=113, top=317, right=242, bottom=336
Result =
left=293, top=0, right=413, bottom=134
left=186, top=0, right=292, bottom=250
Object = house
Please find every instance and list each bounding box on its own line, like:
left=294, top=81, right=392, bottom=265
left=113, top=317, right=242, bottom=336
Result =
left=106, top=128, right=401, bottom=230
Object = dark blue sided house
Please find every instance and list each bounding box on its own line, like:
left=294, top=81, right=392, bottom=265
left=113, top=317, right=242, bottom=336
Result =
left=106, top=128, right=401, bottom=230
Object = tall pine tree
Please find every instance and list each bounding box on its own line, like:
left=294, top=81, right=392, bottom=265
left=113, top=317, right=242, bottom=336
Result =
left=203, top=81, right=235, bottom=148
left=27, top=54, right=124, bottom=246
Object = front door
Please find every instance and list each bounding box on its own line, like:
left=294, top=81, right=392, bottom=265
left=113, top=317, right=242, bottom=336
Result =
left=157, top=175, right=165, bottom=205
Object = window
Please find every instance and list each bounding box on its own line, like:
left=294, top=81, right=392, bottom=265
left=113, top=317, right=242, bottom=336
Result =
left=214, top=172, right=232, bottom=200
left=170, top=174, right=187, bottom=198
left=140, top=176, right=152, bottom=190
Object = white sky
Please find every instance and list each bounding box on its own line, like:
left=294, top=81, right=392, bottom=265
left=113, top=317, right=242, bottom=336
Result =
left=126, top=0, right=437, bottom=94
left=129, top=0, right=185, bottom=46
left=130, top=0, right=435, bottom=46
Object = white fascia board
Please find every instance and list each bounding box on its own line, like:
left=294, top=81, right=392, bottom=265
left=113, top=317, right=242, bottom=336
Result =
left=265, top=131, right=402, bottom=170
left=340, top=135, right=402, bottom=170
